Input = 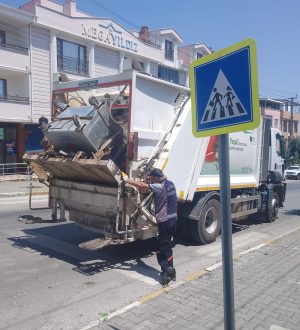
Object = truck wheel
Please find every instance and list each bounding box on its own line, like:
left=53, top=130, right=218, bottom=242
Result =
left=297, top=174, right=300, bottom=180
left=190, top=199, right=221, bottom=244
left=266, top=191, right=279, bottom=222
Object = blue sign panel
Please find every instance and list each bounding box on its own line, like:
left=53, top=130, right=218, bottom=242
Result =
left=190, top=39, right=259, bottom=137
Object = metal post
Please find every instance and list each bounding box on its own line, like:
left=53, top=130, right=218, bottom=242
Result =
left=287, top=96, right=297, bottom=146
left=29, top=169, right=33, bottom=209
left=51, top=197, right=58, bottom=221
left=218, top=134, right=235, bottom=330
left=59, top=199, right=66, bottom=221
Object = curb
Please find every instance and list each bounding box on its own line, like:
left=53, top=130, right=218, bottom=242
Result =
left=80, top=225, right=300, bottom=330
left=0, top=191, right=49, bottom=198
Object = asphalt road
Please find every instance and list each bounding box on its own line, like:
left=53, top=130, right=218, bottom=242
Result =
left=0, top=180, right=299, bottom=330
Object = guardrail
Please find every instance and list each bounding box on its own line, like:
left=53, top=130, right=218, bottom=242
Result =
left=0, top=42, right=28, bottom=54
left=57, top=55, right=88, bottom=75
left=0, top=163, right=31, bottom=176
left=0, top=95, right=30, bottom=104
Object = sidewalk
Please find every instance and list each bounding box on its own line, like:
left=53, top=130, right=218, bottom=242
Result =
left=0, top=178, right=49, bottom=198
left=94, top=229, right=300, bottom=330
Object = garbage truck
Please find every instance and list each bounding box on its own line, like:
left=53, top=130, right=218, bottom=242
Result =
left=23, top=70, right=286, bottom=247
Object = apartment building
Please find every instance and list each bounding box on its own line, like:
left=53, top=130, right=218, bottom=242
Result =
left=260, top=98, right=282, bottom=129
left=260, top=98, right=300, bottom=144
left=0, top=4, right=39, bottom=164
left=0, top=0, right=212, bottom=164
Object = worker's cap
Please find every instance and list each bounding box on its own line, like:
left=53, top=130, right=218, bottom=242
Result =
left=147, top=168, right=164, bottom=178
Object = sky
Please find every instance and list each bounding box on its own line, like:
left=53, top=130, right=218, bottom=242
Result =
left=1, top=0, right=300, bottom=101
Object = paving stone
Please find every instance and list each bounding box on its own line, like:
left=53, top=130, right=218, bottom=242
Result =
left=96, top=231, right=300, bottom=330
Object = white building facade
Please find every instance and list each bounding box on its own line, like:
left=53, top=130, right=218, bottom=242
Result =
left=0, top=0, right=211, bottom=164
left=0, top=4, right=36, bottom=164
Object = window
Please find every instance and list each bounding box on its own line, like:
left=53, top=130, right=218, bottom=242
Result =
left=57, top=38, right=88, bottom=74
left=0, top=79, right=7, bottom=99
left=294, top=122, right=298, bottom=134
left=274, top=119, right=278, bottom=128
left=283, top=120, right=287, bottom=132
left=158, top=66, right=179, bottom=84
left=165, top=40, right=174, bottom=61
left=0, top=31, right=5, bottom=46
left=196, top=52, right=203, bottom=59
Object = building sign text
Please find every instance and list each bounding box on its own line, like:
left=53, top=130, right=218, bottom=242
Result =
left=82, top=23, right=138, bottom=53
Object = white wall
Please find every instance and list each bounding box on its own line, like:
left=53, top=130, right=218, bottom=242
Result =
left=150, top=62, right=158, bottom=77
left=94, top=46, right=119, bottom=76
left=0, top=48, right=30, bottom=71
left=0, top=102, right=31, bottom=122
left=179, top=71, right=186, bottom=86
left=31, top=26, right=51, bottom=122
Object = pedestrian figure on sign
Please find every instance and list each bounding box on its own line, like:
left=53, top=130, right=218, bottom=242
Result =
left=211, top=88, right=224, bottom=119
left=212, top=88, right=224, bottom=111
left=224, top=86, right=235, bottom=108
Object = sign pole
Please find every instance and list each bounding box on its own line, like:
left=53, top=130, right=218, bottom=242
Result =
left=190, top=38, right=259, bottom=330
left=218, top=133, right=235, bottom=330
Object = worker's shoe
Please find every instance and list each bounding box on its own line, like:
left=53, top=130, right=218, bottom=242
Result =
left=166, top=266, right=176, bottom=281
left=160, top=267, right=176, bottom=285
left=161, top=272, right=171, bottom=286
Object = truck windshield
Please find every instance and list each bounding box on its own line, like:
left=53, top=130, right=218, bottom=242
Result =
left=276, top=133, right=285, bottom=159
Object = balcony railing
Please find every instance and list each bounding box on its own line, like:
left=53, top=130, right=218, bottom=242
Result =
left=0, top=42, right=28, bottom=54
left=0, top=95, right=30, bottom=104
left=57, top=55, right=88, bottom=75
left=0, top=163, right=30, bottom=176
left=145, top=39, right=162, bottom=49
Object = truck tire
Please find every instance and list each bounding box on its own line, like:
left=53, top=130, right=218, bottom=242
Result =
left=190, top=198, right=221, bottom=244
left=266, top=191, right=279, bottom=222
left=297, top=174, right=300, bottom=180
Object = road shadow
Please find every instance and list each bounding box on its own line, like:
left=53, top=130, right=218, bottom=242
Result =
left=8, top=208, right=285, bottom=281
left=232, top=212, right=268, bottom=233
left=281, top=208, right=300, bottom=216
left=8, top=222, right=161, bottom=283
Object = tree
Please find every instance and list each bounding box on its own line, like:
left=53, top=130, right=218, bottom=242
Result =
left=287, top=138, right=300, bottom=164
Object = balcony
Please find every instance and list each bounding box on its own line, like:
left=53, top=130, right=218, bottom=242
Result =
left=0, top=42, right=28, bottom=54
left=57, top=55, right=88, bottom=76
left=0, top=101, right=31, bottom=122
left=144, top=38, right=162, bottom=50
left=0, top=95, right=29, bottom=104
left=0, top=69, right=31, bottom=122
left=0, top=44, right=30, bottom=70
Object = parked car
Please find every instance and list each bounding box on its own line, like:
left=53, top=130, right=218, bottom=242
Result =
left=284, top=165, right=300, bottom=180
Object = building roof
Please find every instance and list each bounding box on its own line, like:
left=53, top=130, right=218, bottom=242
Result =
left=0, top=3, right=35, bottom=23
left=151, top=28, right=183, bottom=43
left=260, top=98, right=285, bottom=104
left=180, top=43, right=212, bottom=54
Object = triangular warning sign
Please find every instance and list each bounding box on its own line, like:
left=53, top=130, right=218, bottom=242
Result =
left=201, top=69, right=247, bottom=124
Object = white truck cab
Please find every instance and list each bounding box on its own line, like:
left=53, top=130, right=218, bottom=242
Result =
left=269, top=128, right=285, bottom=177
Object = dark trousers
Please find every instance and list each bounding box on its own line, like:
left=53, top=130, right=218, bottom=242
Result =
left=156, top=219, right=177, bottom=272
